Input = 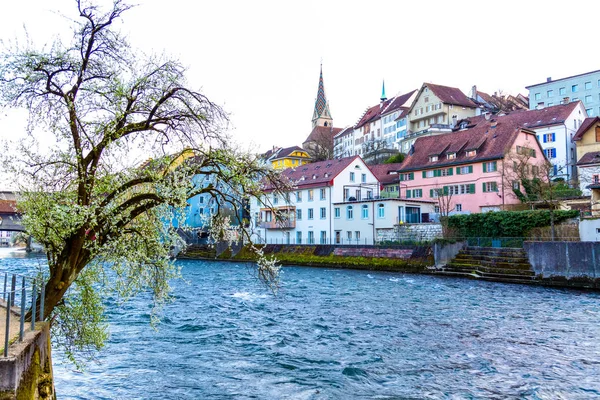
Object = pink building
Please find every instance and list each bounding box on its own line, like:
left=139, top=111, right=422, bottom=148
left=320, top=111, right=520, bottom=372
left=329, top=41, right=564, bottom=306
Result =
left=397, top=115, right=547, bottom=213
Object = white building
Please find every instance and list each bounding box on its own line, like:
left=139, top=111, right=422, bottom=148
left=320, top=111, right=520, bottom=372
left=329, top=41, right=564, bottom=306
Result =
left=252, top=156, right=379, bottom=245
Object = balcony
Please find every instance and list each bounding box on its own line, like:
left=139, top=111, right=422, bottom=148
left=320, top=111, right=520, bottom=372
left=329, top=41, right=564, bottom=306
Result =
left=259, top=206, right=296, bottom=229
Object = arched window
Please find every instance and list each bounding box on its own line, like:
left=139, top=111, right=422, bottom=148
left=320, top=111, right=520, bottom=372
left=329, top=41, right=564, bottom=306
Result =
left=362, top=205, right=369, bottom=219
left=378, top=203, right=385, bottom=218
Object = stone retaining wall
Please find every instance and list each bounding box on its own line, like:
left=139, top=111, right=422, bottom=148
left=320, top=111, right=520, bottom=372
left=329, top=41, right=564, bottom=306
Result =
left=333, top=247, right=414, bottom=259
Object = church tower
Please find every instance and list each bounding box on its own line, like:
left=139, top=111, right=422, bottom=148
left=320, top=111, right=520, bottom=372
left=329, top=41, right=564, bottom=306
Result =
left=312, top=65, right=333, bottom=129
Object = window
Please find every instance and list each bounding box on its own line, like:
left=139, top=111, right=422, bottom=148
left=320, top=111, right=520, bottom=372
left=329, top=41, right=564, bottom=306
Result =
left=378, top=204, right=385, bottom=218
left=587, top=108, right=594, bottom=117
left=585, top=81, right=592, bottom=90
left=347, top=231, right=352, bottom=240
left=456, top=165, right=473, bottom=175
left=586, top=95, right=593, bottom=104
left=334, top=207, right=340, bottom=218
left=547, top=89, right=553, bottom=97
left=482, top=182, right=498, bottom=192
left=593, top=175, right=600, bottom=184
left=465, top=150, right=476, bottom=157
left=534, top=93, right=541, bottom=100
left=572, top=84, right=578, bottom=92
left=308, top=231, right=314, bottom=244
left=399, top=172, right=414, bottom=181
left=346, top=206, right=354, bottom=220
left=320, top=188, right=326, bottom=200
left=361, top=205, right=369, bottom=219
left=456, top=204, right=462, bottom=212
left=355, top=231, right=361, bottom=242
left=361, top=173, right=367, bottom=183
left=516, top=146, right=536, bottom=158
left=512, top=181, right=520, bottom=190
left=320, top=207, right=326, bottom=219
left=544, top=148, right=557, bottom=159
left=409, top=189, right=422, bottom=198
left=350, top=172, right=355, bottom=182
left=297, top=209, right=302, bottom=220
left=532, top=165, right=539, bottom=175
left=447, top=152, right=456, bottom=160
left=543, top=132, right=555, bottom=143
left=296, top=231, right=302, bottom=244
left=308, top=189, right=314, bottom=201
left=273, top=195, right=278, bottom=205
left=483, top=161, right=497, bottom=172
left=320, top=231, right=327, bottom=244
left=559, top=87, right=566, bottom=95
left=434, top=206, right=440, bottom=213
left=596, top=126, right=600, bottom=142
left=429, top=155, right=438, bottom=162
left=308, top=208, right=314, bottom=219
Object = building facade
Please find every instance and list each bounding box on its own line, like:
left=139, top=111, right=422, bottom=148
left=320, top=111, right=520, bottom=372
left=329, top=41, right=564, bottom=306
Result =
left=526, top=70, right=600, bottom=117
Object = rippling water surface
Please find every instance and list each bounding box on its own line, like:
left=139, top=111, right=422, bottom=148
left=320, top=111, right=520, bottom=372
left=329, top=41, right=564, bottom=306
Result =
left=3, top=253, right=600, bottom=399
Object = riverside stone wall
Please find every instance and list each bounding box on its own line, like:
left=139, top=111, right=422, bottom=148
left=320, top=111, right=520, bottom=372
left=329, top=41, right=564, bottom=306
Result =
left=524, top=241, right=600, bottom=282
left=0, top=322, right=55, bottom=399
left=383, top=223, right=443, bottom=242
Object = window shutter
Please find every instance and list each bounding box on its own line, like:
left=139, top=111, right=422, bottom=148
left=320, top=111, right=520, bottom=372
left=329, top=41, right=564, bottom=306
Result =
left=456, top=167, right=461, bottom=175
left=483, top=163, right=487, bottom=173
left=406, top=190, right=412, bottom=198
left=492, top=182, right=498, bottom=191
left=409, top=172, right=414, bottom=180
left=447, top=168, right=453, bottom=176
left=552, top=132, right=555, bottom=141
left=482, top=182, right=487, bottom=192
left=543, top=135, right=547, bottom=143
left=400, top=174, right=404, bottom=181
left=430, top=189, right=433, bottom=197
left=434, top=169, right=440, bottom=177
left=492, top=161, right=497, bottom=171
left=468, top=165, right=473, bottom=173
left=469, top=183, right=475, bottom=193
left=422, top=171, right=427, bottom=178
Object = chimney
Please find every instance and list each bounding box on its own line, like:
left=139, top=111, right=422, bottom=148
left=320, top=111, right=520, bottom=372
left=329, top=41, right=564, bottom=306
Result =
left=490, top=120, right=498, bottom=129
left=471, top=85, right=477, bottom=99
left=563, top=97, right=570, bottom=104
left=484, top=112, right=491, bottom=120
left=451, top=115, right=457, bottom=127
left=547, top=77, right=552, bottom=82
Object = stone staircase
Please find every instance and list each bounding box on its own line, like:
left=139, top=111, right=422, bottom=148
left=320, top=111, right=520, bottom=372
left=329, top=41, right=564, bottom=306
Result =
left=438, top=246, right=537, bottom=284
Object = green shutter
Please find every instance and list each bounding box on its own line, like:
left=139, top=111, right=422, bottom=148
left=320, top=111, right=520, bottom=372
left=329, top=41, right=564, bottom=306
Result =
left=483, top=163, right=487, bottom=173
left=456, top=167, right=461, bottom=175
left=400, top=174, right=404, bottom=181
left=434, top=169, right=440, bottom=177
left=469, top=183, right=475, bottom=194
left=468, top=165, right=473, bottom=173
left=409, top=172, right=414, bottom=180
left=482, top=182, right=487, bottom=192
left=443, top=186, right=449, bottom=195
left=406, top=190, right=412, bottom=198
left=492, top=182, right=498, bottom=192
left=447, top=168, right=453, bottom=176
left=430, top=189, right=433, bottom=197
left=422, top=171, right=427, bottom=178
left=492, top=161, right=497, bottom=171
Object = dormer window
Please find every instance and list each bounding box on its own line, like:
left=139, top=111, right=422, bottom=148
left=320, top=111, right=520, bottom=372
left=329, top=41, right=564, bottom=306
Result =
left=465, top=150, right=476, bottom=157
left=429, top=155, right=438, bottom=162
left=446, top=152, right=456, bottom=160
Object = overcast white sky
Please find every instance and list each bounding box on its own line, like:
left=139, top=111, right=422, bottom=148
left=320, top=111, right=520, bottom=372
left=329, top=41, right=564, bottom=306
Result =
left=2, top=0, right=600, bottom=157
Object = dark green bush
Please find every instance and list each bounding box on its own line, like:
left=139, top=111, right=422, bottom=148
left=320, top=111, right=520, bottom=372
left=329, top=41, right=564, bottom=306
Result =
left=447, top=210, right=579, bottom=238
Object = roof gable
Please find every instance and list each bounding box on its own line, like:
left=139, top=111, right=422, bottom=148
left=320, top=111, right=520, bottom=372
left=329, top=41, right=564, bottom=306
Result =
left=573, top=117, right=600, bottom=141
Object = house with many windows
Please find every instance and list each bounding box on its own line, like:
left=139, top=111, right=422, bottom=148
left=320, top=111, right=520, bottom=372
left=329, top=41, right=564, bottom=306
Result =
left=396, top=115, right=547, bottom=214
left=526, top=70, right=600, bottom=117
left=399, top=83, right=478, bottom=154
left=261, top=146, right=312, bottom=170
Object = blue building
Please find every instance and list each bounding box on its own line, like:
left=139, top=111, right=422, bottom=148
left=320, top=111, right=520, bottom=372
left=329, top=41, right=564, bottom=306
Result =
left=526, top=70, right=600, bottom=117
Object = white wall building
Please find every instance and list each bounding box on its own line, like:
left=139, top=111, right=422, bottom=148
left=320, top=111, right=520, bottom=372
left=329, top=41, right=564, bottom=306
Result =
left=251, top=156, right=379, bottom=244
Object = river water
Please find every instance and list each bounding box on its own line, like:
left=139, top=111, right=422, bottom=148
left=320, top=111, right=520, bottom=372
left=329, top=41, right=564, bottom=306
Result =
left=2, top=251, right=600, bottom=399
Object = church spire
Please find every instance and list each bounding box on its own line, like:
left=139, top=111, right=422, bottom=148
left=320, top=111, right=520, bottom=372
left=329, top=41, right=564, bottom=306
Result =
left=380, top=80, right=387, bottom=102
left=312, top=64, right=333, bottom=129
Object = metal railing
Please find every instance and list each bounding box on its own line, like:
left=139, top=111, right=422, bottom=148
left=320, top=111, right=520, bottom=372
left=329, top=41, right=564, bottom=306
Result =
left=1, top=272, right=46, bottom=357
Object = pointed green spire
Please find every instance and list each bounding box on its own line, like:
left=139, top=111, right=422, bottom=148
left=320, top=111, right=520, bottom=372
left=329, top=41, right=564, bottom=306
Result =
left=380, top=80, right=387, bottom=102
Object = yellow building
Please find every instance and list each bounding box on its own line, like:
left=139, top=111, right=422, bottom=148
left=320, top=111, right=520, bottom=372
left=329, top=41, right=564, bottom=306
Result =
left=264, top=146, right=312, bottom=170
left=573, top=117, right=600, bottom=212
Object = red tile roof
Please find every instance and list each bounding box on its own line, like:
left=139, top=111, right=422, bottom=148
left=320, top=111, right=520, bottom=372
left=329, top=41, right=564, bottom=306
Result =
left=303, top=125, right=343, bottom=146
left=425, top=83, right=477, bottom=108
left=577, top=151, right=600, bottom=166
left=369, top=163, right=403, bottom=185
left=333, top=126, right=354, bottom=139
left=398, top=118, right=527, bottom=172
left=0, top=200, right=17, bottom=213
left=466, top=102, right=580, bottom=130
left=263, top=156, right=363, bottom=191
left=354, top=90, right=416, bottom=129
left=573, top=117, right=599, bottom=141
